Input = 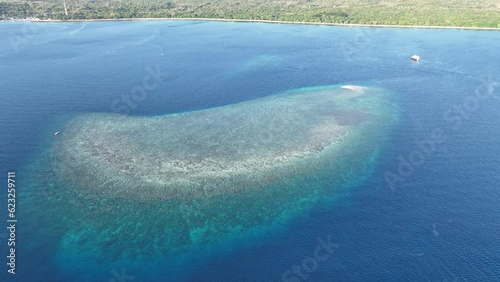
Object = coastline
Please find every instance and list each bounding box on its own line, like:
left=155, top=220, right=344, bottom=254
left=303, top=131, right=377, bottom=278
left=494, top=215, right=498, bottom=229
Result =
left=10, top=17, right=500, bottom=31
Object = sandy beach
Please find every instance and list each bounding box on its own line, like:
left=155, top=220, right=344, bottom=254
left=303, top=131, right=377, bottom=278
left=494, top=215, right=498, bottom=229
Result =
left=16, top=17, right=500, bottom=31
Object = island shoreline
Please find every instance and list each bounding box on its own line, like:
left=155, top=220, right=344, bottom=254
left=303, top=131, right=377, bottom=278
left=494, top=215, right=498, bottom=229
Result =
left=8, top=17, right=500, bottom=31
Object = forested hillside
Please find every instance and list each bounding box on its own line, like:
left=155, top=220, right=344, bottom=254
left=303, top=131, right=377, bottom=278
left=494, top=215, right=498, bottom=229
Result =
left=1, top=0, right=500, bottom=27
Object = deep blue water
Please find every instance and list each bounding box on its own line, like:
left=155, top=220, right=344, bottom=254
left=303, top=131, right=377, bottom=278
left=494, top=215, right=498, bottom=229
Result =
left=1, top=20, right=500, bottom=281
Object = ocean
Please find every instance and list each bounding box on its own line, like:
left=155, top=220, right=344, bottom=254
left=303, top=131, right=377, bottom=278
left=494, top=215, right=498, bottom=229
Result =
left=0, top=20, right=499, bottom=281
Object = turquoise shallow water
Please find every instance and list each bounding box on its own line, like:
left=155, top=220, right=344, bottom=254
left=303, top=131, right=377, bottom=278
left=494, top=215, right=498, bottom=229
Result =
left=24, top=83, right=397, bottom=281
left=0, top=20, right=500, bottom=281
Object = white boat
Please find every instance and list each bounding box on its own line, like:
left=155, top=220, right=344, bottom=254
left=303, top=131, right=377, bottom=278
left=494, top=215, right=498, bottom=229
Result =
left=411, top=55, right=420, bottom=62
